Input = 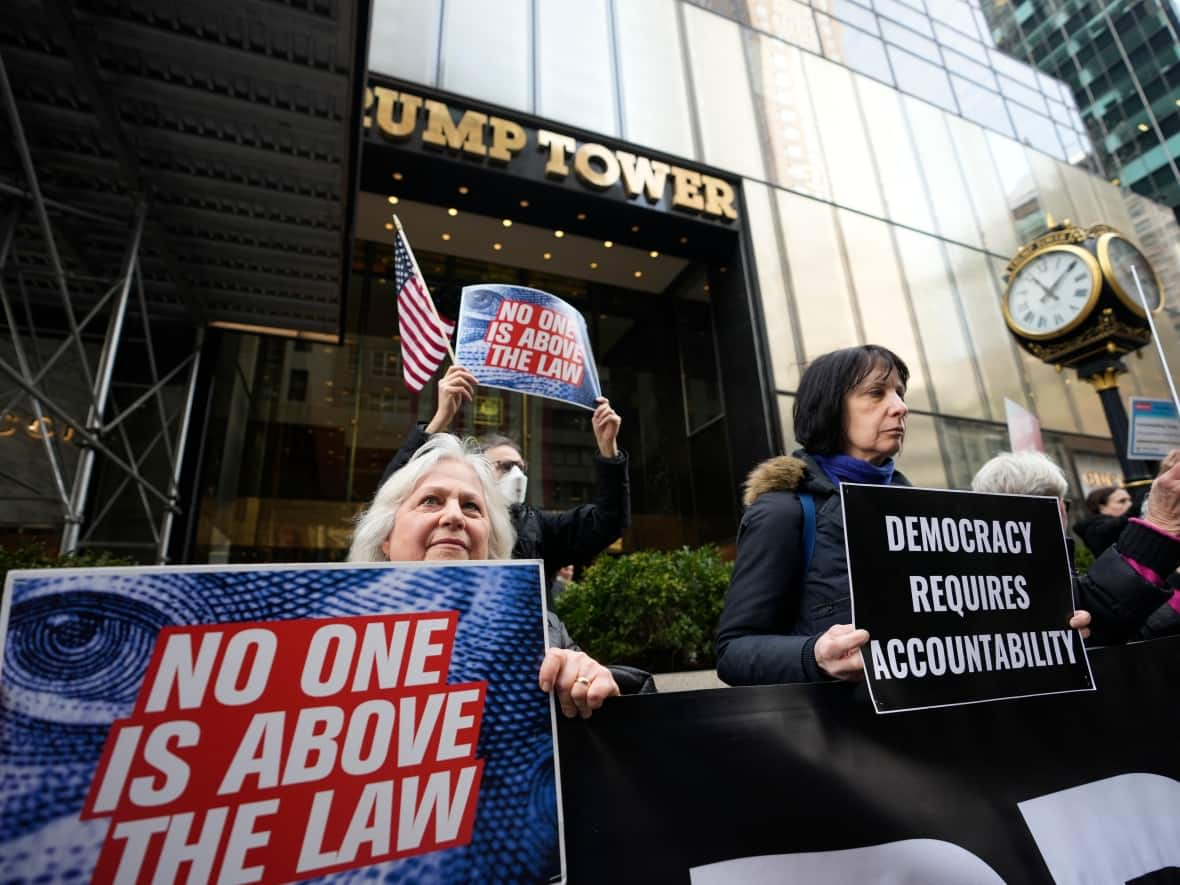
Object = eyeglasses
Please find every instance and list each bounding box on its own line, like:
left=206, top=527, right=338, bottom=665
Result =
left=491, top=459, right=528, bottom=476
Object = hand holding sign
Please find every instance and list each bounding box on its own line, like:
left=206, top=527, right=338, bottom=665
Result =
left=1145, top=456, right=1180, bottom=536
left=425, top=365, right=478, bottom=433
left=592, top=397, right=621, bottom=458
left=456, top=285, right=602, bottom=410
left=815, top=624, right=870, bottom=681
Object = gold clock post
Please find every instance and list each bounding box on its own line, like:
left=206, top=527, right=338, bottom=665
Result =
left=1002, top=221, right=1165, bottom=508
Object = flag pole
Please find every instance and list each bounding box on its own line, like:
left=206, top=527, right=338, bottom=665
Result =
left=393, top=214, right=457, bottom=364
left=1130, top=265, right=1180, bottom=416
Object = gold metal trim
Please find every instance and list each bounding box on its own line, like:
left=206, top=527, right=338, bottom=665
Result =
left=1095, top=232, right=1165, bottom=318
left=1122, top=478, right=1154, bottom=488
left=1081, top=366, right=1122, bottom=391
left=1003, top=244, right=1102, bottom=341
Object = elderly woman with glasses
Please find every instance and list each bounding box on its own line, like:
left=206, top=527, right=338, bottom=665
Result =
left=377, top=366, right=630, bottom=592
left=350, top=433, right=636, bottom=717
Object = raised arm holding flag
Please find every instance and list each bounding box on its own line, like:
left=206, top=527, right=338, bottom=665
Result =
left=392, top=215, right=455, bottom=392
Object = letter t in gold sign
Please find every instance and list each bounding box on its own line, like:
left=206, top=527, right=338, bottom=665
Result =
left=538, top=130, right=577, bottom=179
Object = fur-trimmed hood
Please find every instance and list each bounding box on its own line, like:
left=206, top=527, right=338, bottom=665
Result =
left=742, top=455, right=810, bottom=507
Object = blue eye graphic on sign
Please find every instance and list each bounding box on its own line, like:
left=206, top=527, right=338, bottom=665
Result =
left=456, top=285, right=602, bottom=410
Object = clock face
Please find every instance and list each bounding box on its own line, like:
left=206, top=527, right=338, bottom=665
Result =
left=1005, top=246, right=1099, bottom=339
left=1101, top=234, right=1162, bottom=314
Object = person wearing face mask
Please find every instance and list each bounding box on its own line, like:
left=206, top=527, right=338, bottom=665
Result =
left=378, top=365, right=631, bottom=593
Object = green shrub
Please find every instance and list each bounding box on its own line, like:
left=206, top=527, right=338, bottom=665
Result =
left=0, top=543, right=138, bottom=590
left=554, top=546, right=732, bottom=674
left=1073, top=541, right=1094, bottom=575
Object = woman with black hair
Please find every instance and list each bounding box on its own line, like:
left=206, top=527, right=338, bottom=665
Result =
left=1074, top=485, right=1134, bottom=557
left=715, top=344, right=911, bottom=685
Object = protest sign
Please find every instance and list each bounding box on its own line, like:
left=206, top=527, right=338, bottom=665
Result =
left=455, top=285, right=602, bottom=409
left=1128, top=396, right=1180, bottom=459
left=0, top=561, right=563, bottom=884
left=841, top=484, right=1093, bottom=713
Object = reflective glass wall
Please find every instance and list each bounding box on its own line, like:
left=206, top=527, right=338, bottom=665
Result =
left=367, top=0, right=1180, bottom=495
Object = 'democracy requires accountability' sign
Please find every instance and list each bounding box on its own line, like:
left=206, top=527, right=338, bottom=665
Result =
left=0, top=561, right=564, bottom=885
left=456, top=285, right=602, bottom=410
left=841, top=484, right=1093, bottom=714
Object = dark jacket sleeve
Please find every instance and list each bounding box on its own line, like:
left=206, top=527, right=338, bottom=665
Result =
left=1076, top=519, right=1180, bottom=645
left=378, top=422, right=432, bottom=490
left=545, top=610, right=655, bottom=695
left=715, top=493, right=822, bottom=686
left=537, top=451, right=631, bottom=577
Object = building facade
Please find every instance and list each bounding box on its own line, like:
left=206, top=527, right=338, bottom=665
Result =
left=5, top=0, right=1180, bottom=563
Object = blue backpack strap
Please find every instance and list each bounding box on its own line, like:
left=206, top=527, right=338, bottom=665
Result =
left=798, top=492, right=816, bottom=579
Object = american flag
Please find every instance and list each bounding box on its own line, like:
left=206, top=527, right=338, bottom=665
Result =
left=393, top=224, right=454, bottom=392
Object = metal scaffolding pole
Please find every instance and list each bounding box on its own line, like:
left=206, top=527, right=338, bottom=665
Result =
left=60, top=203, right=147, bottom=553
left=157, top=326, right=204, bottom=563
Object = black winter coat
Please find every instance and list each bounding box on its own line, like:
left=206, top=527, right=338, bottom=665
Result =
left=1073, top=513, right=1129, bottom=557
left=715, top=451, right=910, bottom=686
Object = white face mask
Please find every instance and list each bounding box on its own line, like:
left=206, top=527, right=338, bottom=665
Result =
left=497, top=465, right=528, bottom=505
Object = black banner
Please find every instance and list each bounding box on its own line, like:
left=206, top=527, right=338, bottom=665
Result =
left=841, top=484, right=1091, bottom=712
left=558, top=638, right=1180, bottom=884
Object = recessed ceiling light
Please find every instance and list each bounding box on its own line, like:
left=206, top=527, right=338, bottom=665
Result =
left=554, top=230, right=565, bottom=238
left=633, top=271, right=643, bottom=278
left=650, top=251, right=659, bottom=258
left=493, top=243, right=503, bottom=251
left=543, top=252, right=552, bottom=260
left=604, top=240, right=613, bottom=248
left=590, top=261, right=598, bottom=269
left=631, top=225, right=640, bottom=233
left=679, top=236, right=688, bottom=244
left=441, top=233, right=451, bottom=241
left=448, top=208, right=458, bottom=216
left=577, top=212, right=587, bottom=221
left=520, top=199, right=530, bottom=208
left=1138, top=122, right=1150, bottom=132
left=502, top=219, right=513, bottom=227
left=383, top=222, right=394, bottom=230
left=392, top=172, right=403, bottom=181
left=387, top=195, right=399, bottom=205
left=1111, top=177, right=1121, bottom=185
left=458, top=186, right=469, bottom=194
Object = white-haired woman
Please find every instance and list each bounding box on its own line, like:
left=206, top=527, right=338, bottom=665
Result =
left=349, top=433, right=622, bottom=718
left=971, top=450, right=1180, bottom=643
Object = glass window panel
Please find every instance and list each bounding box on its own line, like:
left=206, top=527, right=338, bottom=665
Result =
left=904, top=96, right=980, bottom=246
left=942, top=48, right=999, bottom=90
left=749, top=36, right=831, bottom=199
left=933, top=21, right=987, bottom=63
left=837, top=209, right=933, bottom=411
left=816, top=14, right=894, bottom=85
left=901, top=412, right=949, bottom=488
left=973, top=7, right=992, bottom=48
left=988, top=256, right=1080, bottom=433
left=889, top=46, right=958, bottom=113
left=822, top=0, right=879, bottom=34
left=895, top=228, right=987, bottom=418
left=926, top=0, right=975, bottom=35
left=1057, top=124, right=1090, bottom=164
left=951, top=75, right=1014, bottom=137
left=369, top=0, right=441, bottom=85
left=881, top=19, right=940, bottom=61
left=537, top=0, right=617, bottom=135
left=988, top=48, right=1038, bottom=88
left=937, top=416, right=1011, bottom=491
left=945, top=242, right=1027, bottom=419
left=1057, top=162, right=1104, bottom=226
left=745, top=181, right=802, bottom=392
left=985, top=130, right=1045, bottom=242
left=875, top=0, right=935, bottom=36
left=747, top=0, right=821, bottom=53
left=856, top=75, right=935, bottom=233
left=1008, top=100, right=1066, bottom=159
left=802, top=53, right=884, bottom=216
left=998, top=73, right=1049, bottom=115
left=615, top=0, right=697, bottom=157
left=1036, top=70, right=1063, bottom=102
left=776, top=190, right=861, bottom=361
left=683, top=5, right=767, bottom=179
left=1047, top=97, right=1072, bottom=126
left=945, top=116, right=1019, bottom=255
left=1025, top=146, right=1077, bottom=222
left=440, top=0, right=531, bottom=111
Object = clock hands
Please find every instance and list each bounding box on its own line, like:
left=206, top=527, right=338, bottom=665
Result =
left=1031, top=276, right=1059, bottom=303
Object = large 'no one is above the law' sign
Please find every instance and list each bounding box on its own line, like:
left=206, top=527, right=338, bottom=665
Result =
left=841, top=484, right=1095, bottom=714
